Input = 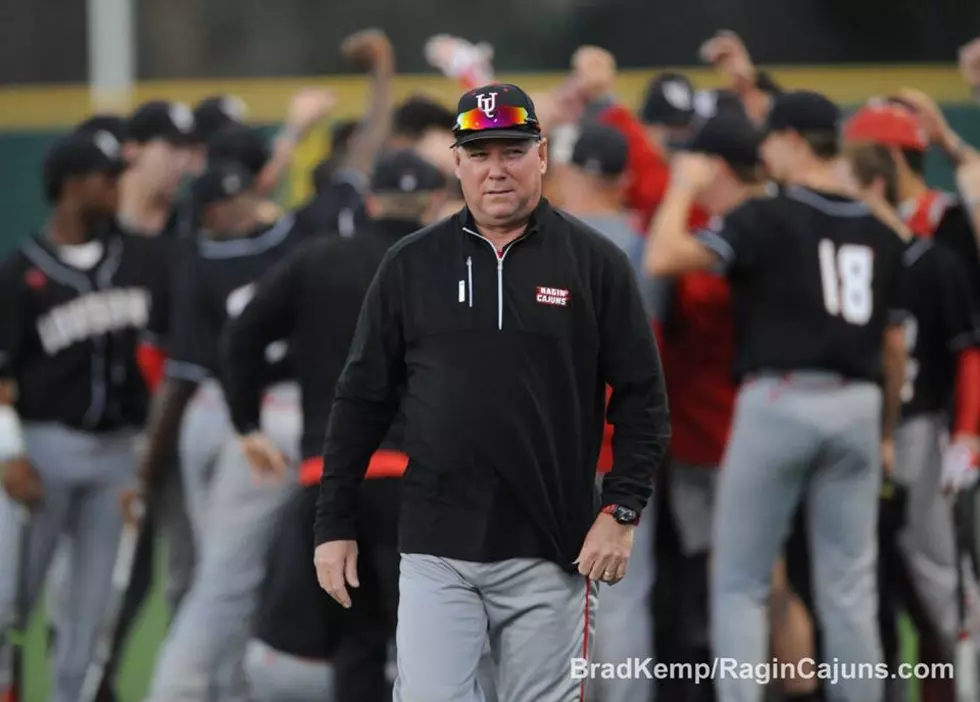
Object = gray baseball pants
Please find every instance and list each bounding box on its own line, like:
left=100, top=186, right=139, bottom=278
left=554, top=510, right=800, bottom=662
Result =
left=143, top=383, right=301, bottom=702
left=394, top=553, right=597, bottom=702
left=0, top=422, right=137, bottom=702
left=711, top=373, right=883, bottom=702
left=893, top=413, right=980, bottom=666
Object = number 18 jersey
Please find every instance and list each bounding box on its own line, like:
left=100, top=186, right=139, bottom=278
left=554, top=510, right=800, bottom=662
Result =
left=696, top=184, right=908, bottom=383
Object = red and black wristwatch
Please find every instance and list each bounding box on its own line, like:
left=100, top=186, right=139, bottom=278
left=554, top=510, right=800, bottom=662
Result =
left=600, top=504, right=640, bottom=526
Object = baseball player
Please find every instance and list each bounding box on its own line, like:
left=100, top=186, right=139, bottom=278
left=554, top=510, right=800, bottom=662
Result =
left=847, top=141, right=980, bottom=702
left=223, top=150, right=447, bottom=702
left=553, top=121, right=655, bottom=702
left=190, top=90, right=335, bottom=195
left=646, top=106, right=824, bottom=702
left=648, top=90, right=908, bottom=702
left=291, top=29, right=395, bottom=238
left=843, top=99, right=980, bottom=294
left=314, top=83, right=670, bottom=702
left=85, top=100, right=201, bottom=702
left=41, top=111, right=136, bottom=657
left=133, top=156, right=312, bottom=702
left=0, top=129, right=167, bottom=702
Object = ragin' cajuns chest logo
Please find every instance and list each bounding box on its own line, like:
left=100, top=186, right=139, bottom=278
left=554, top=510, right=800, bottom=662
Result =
left=535, top=286, right=570, bottom=307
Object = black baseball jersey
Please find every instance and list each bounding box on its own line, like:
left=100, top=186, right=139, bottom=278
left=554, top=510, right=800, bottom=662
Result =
left=292, top=169, right=366, bottom=239
left=164, top=213, right=308, bottom=385
left=899, top=236, right=980, bottom=418
left=115, top=215, right=182, bottom=351
left=900, top=193, right=980, bottom=303
left=696, top=185, right=908, bottom=383
left=223, top=218, right=418, bottom=460
left=0, top=229, right=170, bottom=431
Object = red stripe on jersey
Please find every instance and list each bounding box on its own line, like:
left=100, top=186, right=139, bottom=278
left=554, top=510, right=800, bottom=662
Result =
left=954, top=347, right=980, bottom=438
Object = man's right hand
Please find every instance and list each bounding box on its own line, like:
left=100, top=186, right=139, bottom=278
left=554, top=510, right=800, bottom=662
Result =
left=314, top=539, right=359, bottom=609
left=699, top=30, right=757, bottom=89
left=341, top=29, right=393, bottom=72
left=1, top=457, right=43, bottom=505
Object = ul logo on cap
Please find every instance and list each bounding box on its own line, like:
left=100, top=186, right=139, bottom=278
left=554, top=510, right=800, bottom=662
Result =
left=476, top=92, right=498, bottom=118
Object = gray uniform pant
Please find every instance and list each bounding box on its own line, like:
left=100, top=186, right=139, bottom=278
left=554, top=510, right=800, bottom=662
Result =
left=144, top=383, right=301, bottom=702
left=243, top=638, right=335, bottom=702
left=893, top=414, right=980, bottom=665
left=0, top=422, right=137, bottom=702
left=180, top=380, right=235, bottom=547
left=711, top=373, right=883, bottom=702
left=394, top=553, right=597, bottom=702
left=45, top=381, right=230, bottom=684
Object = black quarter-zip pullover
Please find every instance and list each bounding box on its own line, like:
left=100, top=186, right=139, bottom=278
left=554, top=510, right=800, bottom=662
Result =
left=314, top=198, right=670, bottom=570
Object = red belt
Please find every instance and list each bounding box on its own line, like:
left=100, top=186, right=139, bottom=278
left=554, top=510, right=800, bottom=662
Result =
left=301, top=447, right=614, bottom=486
left=299, top=449, right=409, bottom=487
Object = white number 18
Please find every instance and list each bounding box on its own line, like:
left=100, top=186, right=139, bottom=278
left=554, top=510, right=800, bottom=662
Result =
left=818, top=239, right=874, bottom=325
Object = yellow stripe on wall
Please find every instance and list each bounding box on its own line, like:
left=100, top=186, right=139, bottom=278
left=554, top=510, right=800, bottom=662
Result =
left=0, top=64, right=974, bottom=131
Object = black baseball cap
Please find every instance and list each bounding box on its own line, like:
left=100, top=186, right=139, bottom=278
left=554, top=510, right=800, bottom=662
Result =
left=42, top=130, right=127, bottom=202
left=75, top=114, right=130, bottom=143
left=452, top=83, right=541, bottom=147
left=764, top=90, right=840, bottom=135
left=128, top=100, right=196, bottom=144
left=640, top=72, right=695, bottom=127
left=682, top=111, right=762, bottom=168
left=192, top=161, right=253, bottom=207
left=370, top=149, right=447, bottom=194
left=194, top=95, right=248, bottom=142
left=692, top=89, right=749, bottom=120
left=570, top=122, right=629, bottom=177
left=206, top=124, right=270, bottom=177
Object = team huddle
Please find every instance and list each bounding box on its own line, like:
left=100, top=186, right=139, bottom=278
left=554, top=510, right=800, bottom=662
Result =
left=1, top=25, right=980, bottom=702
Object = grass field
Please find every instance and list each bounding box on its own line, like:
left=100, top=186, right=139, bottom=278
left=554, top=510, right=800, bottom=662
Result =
left=18, top=540, right=924, bottom=702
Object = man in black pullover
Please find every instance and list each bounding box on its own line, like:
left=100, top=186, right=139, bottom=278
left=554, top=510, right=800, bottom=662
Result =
left=222, top=149, right=447, bottom=702
left=313, top=83, right=670, bottom=702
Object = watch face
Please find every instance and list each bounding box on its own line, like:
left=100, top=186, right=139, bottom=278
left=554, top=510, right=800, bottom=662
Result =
left=616, top=507, right=638, bottom=524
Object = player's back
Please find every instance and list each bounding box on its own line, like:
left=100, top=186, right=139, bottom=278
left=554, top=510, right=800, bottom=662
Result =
left=721, top=185, right=906, bottom=382
left=167, top=213, right=306, bottom=384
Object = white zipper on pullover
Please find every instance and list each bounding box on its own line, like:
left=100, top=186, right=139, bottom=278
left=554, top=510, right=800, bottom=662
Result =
left=466, top=256, right=473, bottom=308
left=462, top=226, right=523, bottom=330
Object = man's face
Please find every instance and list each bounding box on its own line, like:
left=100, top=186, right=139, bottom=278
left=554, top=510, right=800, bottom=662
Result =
left=760, top=130, right=796, bottom=182
left=201, top=195, right=250, bottom=238
left=454, top=138, right=547, bottom=227
left=132, top=139, right=193, bottom=198
left=76, top=170, right=121, bottom=220
left=85, top=171, right=121, bottom=214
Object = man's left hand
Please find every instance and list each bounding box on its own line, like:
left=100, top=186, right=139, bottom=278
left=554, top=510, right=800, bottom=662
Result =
left=574, top=512, right=634, bottom=584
